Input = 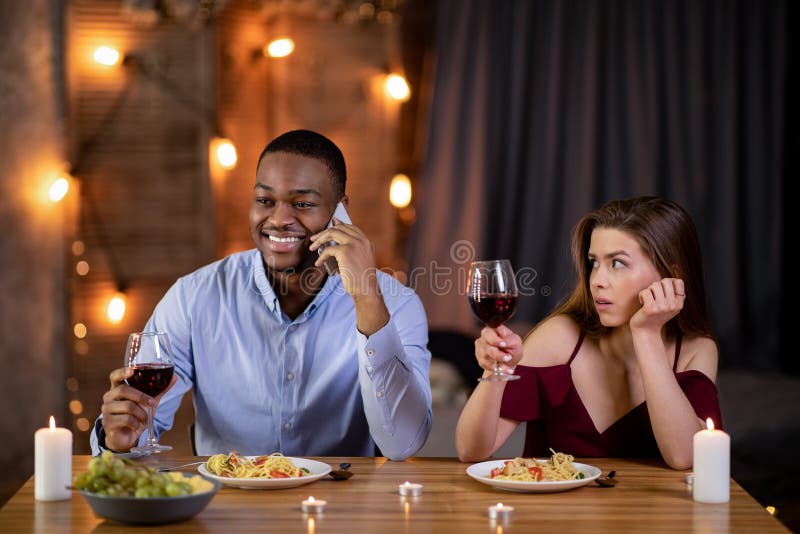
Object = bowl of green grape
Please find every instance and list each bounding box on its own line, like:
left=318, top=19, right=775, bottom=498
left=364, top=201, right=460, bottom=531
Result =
left=73, top=451, right=220, bottom=525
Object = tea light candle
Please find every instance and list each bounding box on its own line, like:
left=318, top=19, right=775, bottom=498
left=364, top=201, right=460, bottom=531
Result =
left=398, top=481, right=423, bottom=497
left=693, top=418, right=730, bottom=503
left=301, top=496, right=327, bottom=513
left=488, top=502, right=514, bottom=520
left=35, top=416, right=72, bottom=501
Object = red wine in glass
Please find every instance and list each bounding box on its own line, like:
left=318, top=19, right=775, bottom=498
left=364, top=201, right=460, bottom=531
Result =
left=124, top=331, right=175, bottom=454
left=126, top=364, right=174, bottom=397
left=467, top=260, right=521, bottom=382
left=469, top=294, right=519, bottom=328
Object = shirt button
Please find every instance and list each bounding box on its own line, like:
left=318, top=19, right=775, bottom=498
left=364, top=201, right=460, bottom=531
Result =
left=286, top=372, right=294, bottom=380
left=376, top=391, right=383, bottom=398
left=367, top=349, right=375, bottom=356
left=283, top=422, right=291, bottom=430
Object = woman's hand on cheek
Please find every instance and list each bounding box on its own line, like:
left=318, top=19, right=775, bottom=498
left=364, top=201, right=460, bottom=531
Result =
left=630, top=278, right=686, bottom=331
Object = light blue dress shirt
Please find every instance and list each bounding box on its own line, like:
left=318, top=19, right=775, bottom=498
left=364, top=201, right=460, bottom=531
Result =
left=91, top=249, right=432, bottom=460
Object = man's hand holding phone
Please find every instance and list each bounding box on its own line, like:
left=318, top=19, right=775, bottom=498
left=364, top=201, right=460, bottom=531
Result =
left=309, top=202, right=389, bottom=335
left=315, top=202, right=352, bottom=275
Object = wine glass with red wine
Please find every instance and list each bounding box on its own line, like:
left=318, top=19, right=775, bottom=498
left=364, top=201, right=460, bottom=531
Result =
left=124, top=331, right=175, bottom=454
left=467, top=259, right=520, bottom=382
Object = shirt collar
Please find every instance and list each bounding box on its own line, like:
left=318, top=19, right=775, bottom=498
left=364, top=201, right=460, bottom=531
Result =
left=251, top=250, right=342, bottom=321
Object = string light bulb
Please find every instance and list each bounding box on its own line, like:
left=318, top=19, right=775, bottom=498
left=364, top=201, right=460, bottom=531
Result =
left=211, top=137, right=238, bottom=169
left=48, top=176, right=70, bottom=203
left=264, top=38, right=294, bottom=58
left=107, top=292, right=127, bottom=323
left=385, top=74, right=411, bottom=102
left=93, top=46, right=121, bottom=67
left=390, top=174, right=412, bottom=208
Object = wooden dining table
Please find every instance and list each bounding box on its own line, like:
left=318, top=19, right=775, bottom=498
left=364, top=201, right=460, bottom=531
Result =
left=0, top=455, right=788, bottom=532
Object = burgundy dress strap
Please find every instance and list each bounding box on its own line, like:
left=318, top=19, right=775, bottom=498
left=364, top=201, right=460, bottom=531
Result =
left=566, top=331, right=586, bottom=365
left=672, top=333, right=683, bottom=372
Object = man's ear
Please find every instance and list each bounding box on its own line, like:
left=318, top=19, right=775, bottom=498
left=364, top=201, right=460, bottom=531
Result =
left=340, top=195, right=349, bottom=208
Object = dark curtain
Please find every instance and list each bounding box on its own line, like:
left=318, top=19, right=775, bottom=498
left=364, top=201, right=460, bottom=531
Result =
left=409, top=0, right=784, bottom=371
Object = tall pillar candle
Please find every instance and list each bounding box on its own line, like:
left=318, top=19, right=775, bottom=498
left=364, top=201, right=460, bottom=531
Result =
left=692, top=417, right=729, bottom=503
left=35, top=416, right=72, bottom=501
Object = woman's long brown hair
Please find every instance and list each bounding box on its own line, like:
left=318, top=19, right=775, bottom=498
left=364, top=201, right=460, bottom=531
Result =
left=547, top=196, right=715, bottom=341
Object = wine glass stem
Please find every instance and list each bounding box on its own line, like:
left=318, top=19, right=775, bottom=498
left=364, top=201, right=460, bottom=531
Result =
left=146, top=405, right=157, bottom=446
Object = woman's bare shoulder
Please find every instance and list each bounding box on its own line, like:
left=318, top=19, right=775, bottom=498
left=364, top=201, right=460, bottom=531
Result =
left=519, top=314, right=584, bottom=367
left=678, top=334, right=719, bottom=381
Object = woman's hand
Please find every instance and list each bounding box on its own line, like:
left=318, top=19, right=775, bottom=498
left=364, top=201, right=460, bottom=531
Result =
left=475, top=325, right=523, bottom=375
left=100, top=367, right=177, bottom=452
left=630, top=277, right=686, bottom=332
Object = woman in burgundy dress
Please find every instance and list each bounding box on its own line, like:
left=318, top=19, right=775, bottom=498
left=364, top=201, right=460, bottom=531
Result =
left=455, top=197, right=721, bottom=470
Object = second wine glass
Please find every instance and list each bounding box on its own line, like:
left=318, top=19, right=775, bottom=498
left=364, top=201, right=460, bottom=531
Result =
left=124, top=331, right=175, bottom=454
left=467, top=259, right=520, bottom=382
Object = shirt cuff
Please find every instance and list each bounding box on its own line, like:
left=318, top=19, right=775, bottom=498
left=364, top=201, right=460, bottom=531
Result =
left=357, top=319, right=408, bottom=373
left=91, top=417, right=128, bottom=455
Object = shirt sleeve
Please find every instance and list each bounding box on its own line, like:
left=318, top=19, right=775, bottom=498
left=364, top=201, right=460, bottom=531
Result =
left=356, top=286, right=432, bottom=461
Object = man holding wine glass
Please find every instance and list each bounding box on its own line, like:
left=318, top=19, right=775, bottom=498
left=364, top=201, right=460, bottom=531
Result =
left=91, top=129, right=432, bottom=460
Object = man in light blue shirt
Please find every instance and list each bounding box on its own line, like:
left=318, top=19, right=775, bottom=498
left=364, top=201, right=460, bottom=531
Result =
left=92, top=130, right=432, bottom=460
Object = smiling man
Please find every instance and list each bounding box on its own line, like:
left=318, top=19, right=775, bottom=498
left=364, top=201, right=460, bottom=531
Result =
left=91, top=130, right=432, bottom=460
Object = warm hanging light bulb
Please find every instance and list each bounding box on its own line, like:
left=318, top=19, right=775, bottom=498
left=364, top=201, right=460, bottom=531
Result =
left=48, top=177, right=70, bottom=203
left=385, top=74, right=411, bottom=102
left=107, top=292, right=127, bottom=323
left=389, top=174, right=412, bottom=208
left=264, top=38, right=294, bottom=58
left=93, top=46, right=121, bottom=66
left=212, top=137, right=238, bottom=169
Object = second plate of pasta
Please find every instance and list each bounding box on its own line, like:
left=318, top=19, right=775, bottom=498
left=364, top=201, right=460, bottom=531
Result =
left=198, top=454, right=332, bottom=489
left=466, top=459, right=601, bottom=493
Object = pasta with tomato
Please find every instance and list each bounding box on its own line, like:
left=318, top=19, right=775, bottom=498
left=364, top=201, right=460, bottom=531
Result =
left=488, top=449, right=585, bottom=482
left=205, top=451, right=308, bottom=479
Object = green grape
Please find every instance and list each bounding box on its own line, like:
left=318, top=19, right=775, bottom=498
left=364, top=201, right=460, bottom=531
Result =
left=134, top=487, right=152, bottom=498
left=87, top=457, right=102, bottom=477
left=75, top=453, right=203, bottom=499
left=165, top=482, right=187, bottom=497
left=73, top=471, right=91, bottom=490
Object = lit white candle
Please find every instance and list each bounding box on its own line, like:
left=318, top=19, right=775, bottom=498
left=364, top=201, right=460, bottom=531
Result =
left=398, top=481, right=423, bottom=496
left=693, top=417, right=730, bottom=503
left=488, top=502, right=514, bottom=519
left=301, top=496, right=327, bottom=513
left=35, top=416, right=72, bottom=501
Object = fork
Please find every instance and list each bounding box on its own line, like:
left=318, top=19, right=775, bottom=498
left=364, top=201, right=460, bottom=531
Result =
left=157, top=461, right=206, bottom=472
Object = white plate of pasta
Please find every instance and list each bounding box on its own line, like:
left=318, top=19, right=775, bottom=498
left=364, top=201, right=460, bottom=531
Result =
left=466, top=452, right=601, bottom=493
left=197, top=452, right=332, bottom=489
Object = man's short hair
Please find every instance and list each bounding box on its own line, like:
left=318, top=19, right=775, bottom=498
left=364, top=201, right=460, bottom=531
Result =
left=257, top=129, right=346, bottom=198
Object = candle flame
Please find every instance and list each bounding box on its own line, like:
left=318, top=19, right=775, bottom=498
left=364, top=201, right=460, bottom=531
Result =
left=404, top=481, right=411, bottom=486
left=307, top=496, right=315, bottom=503
left=496, top=502, right=504, bottom=508
left=49, top=416, right=56, bottom=429
left=706, top=418, right=715, bottom=430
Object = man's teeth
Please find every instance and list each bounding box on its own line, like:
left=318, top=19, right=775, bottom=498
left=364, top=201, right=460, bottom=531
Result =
left=269, top=235, right=302, bottom=243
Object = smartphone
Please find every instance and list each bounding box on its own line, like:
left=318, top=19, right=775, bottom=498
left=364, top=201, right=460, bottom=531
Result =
left=319, top=202, right=351, bottom=275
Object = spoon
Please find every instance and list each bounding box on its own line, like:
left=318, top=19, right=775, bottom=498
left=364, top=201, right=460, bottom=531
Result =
left=596, top=470, right=617, bottom=487
left=157, top=461, right=206, bottom=472
left=329, top=462, right=354, bottom=480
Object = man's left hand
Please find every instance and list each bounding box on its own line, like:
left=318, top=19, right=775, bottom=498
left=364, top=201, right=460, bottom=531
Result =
left=310, top=218, right=390, bottom=335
